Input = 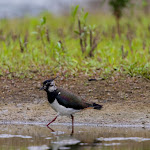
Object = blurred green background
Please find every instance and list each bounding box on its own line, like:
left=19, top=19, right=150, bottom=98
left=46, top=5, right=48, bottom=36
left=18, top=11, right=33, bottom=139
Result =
left=0, top=0, right=150, bottom=78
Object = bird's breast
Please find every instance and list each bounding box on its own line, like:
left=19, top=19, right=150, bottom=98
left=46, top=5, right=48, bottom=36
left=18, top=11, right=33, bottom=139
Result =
left=50, top=99, right=80, bottom=116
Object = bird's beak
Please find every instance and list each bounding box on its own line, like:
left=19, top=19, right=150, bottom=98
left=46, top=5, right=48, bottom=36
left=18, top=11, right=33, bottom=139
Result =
left=40, top=87, right=44, bottom=90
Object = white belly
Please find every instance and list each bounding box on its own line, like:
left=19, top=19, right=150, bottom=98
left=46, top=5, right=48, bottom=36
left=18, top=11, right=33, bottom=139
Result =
left=50, top=99, right=80, bottom=116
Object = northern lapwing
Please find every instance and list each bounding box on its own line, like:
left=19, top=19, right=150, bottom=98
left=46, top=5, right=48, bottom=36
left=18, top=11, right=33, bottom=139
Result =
left=40, top=77, right=102, bottom=133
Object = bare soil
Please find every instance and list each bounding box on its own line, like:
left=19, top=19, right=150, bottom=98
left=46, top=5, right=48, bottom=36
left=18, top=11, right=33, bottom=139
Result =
left=0, top=75, right=150, bottom=127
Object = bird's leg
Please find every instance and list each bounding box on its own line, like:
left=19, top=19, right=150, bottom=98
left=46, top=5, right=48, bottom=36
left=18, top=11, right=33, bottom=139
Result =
left=47, top=114, right=58, bottom=127
left=47, top=126, right=55, bottom=132
left=71, top=115, right=74, bottom=135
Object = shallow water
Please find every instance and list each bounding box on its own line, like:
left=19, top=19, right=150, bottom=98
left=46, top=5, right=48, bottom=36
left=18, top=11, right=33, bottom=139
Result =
left=0, top=124, right=150, bottom=150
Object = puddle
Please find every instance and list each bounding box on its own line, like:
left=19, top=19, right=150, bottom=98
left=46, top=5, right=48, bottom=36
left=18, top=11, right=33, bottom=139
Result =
left=0, top=124, right=150, bottom=150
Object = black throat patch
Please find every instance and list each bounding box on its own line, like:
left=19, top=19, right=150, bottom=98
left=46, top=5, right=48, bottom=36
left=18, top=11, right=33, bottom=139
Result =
left=47, top=90, right=59, bottom=103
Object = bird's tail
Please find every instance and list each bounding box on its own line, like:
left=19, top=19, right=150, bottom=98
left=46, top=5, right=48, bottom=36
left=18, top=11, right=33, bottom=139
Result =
left=92, top=103, right=103, bottom=110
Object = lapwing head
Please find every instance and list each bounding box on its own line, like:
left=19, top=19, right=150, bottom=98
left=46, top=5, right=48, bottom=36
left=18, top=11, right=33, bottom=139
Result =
left=40, top=76, right=58, bottom=92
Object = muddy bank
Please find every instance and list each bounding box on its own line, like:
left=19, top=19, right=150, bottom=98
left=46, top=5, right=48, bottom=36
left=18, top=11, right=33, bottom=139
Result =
left=0, top=75, right=150, bottom=127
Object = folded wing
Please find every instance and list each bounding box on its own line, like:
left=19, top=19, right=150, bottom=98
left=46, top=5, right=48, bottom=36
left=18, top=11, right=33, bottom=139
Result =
left=56, top=88, right=92, bottom=110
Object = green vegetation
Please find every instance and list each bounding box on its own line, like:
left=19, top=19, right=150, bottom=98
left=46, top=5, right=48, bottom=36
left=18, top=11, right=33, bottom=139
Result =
left=0, top=9, right=150, bottom=79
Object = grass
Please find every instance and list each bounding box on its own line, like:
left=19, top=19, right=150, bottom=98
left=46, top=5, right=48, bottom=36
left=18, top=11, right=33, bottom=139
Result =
left=0, top=11, right=150, bottom=79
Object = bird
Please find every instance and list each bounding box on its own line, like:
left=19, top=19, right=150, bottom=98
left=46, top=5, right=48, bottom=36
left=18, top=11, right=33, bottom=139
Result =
left=40, top=77, right=103, bottom=133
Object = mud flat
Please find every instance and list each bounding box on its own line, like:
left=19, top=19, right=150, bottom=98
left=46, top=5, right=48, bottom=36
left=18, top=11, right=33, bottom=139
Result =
left=0, top=76, right=150, bottom=127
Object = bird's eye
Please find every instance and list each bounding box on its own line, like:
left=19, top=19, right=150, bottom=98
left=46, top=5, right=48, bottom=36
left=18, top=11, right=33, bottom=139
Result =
left=46, top=83, right=50, bottom=86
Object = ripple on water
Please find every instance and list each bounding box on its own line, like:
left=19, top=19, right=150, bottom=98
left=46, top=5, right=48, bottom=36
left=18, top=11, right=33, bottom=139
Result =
left=0, top=134, right=32, bottom=139
left=96, top=137, right=150, bottom=142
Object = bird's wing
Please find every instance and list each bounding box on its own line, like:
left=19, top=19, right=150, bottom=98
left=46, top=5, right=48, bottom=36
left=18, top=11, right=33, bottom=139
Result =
left=56, top=88, right=91, bottom=110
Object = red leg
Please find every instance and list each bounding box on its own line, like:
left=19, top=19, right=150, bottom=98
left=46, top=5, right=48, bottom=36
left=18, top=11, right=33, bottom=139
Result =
left=47, top=126, right=55, bottom=132
left=71, top=115, right=74, bottom=135
left=47, top=115, right=58, bottom=127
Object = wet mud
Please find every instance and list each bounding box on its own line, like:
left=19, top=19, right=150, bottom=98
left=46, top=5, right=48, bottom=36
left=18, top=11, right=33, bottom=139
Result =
left=0, top=76, right=150, bottom=127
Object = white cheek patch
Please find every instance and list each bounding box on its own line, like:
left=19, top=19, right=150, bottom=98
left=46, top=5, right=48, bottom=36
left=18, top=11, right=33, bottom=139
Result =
left=48, top=86, right=57, bottom=92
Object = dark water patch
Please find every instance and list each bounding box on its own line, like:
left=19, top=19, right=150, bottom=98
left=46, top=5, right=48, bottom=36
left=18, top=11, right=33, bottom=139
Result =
left=0, top=124, right=150, bottom=150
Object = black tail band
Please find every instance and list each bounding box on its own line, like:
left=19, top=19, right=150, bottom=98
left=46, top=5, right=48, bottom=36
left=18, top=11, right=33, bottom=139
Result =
left=93, top=103, right=103, bottom=110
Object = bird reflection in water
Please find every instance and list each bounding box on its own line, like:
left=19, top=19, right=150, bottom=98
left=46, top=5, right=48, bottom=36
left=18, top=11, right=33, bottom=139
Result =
left=50, top=134, right=80, bottom=150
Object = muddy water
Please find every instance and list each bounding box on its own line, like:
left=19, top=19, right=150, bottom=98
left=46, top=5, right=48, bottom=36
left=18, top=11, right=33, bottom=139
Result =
left=0, top=124, right=150, bottom=150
